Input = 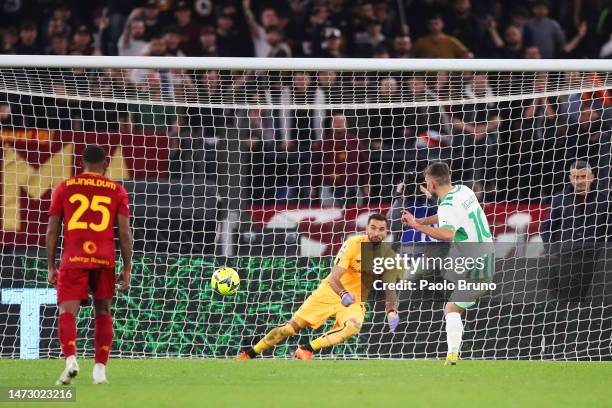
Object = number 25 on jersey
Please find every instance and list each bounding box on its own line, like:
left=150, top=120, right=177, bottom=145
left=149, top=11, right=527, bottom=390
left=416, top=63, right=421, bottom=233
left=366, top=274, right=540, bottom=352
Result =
left=67, top=194, right=111, bottom=232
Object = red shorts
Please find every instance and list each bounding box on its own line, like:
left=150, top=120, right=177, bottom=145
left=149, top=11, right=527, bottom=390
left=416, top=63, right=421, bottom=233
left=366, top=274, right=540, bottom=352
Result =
left=57, top=268, right=116, bottom=304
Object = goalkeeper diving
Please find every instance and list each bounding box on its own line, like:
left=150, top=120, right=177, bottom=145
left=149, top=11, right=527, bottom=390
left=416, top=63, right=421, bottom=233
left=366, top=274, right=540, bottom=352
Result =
left=236, top=213, right=400, bottom=360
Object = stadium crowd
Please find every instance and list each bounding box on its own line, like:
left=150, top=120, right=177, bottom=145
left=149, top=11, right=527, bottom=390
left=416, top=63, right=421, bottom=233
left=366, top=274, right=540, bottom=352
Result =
left=1, top=0, right=610, bottom=59
left=1, top=0, right=612, bottom=205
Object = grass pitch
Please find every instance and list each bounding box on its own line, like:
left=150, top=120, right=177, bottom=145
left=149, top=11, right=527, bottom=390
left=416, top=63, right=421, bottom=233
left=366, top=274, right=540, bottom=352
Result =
left=1, top=359, right=610, bottom=408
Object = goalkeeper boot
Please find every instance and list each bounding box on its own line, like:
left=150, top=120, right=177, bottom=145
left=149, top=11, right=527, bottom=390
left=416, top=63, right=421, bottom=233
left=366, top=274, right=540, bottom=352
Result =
left=56, top=355, right=79, bottom=385
left=235, top=352, right=252, bottom=360
left=92, top=363, right=108, bottom=384
left=294, top=346, right=313, bottom=360
left=444, top=352, right=459, bottom=366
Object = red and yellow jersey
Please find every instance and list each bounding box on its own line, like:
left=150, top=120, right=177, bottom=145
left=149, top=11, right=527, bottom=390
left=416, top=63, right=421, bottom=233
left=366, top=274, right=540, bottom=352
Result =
left=48, top=172, right=130, bottom=270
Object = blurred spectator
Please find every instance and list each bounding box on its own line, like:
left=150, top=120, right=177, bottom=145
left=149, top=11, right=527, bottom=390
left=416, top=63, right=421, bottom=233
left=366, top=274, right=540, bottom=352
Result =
left=369, top=76, right=406, bottom=149
left=71, top=25, right=97, bottom=55
left=0, top=101, right=22, bottom=127
left=42, top=3, right=72, bottom=45
left=163, top=26, right=186, bottom=57
left=524, top=45, right=542, bottom=59
left=266, top=26, right=292, bottom=58
left=173, top=0, right=200, bottom=56
left=507, top=6, right=531, bottom=31
left=525, top=0, right=587, bottom=58
left=237, top=107, right=277, bottom=202
left=353, top=19, right=386, bottom=57
left=557, top=71, right=583, bottom=126
left=15, top=22, right=41, bottom=54
left=412, top=14, right=472, bottom=58
left=373, top=1, right=395, bottom=36
left=515, top=73, right=557, bottom=141
left=499, top=72, right=557, bottom=199
left=310, top=112, right=369, bottom=207
left=367, top=76, right=410, bottom=200
left=2, top=27, right=18, bottom=54
left=46, top=17, right=69, bottom=48
left=540, top=160, right=611, bottom=242
left=279, top=72, right=316, bottom=200
left=299, top=5, right=330, bottom=57
left=561, top=107, right=612, bottom=188
left=315, top=70, right=341, bottom=106
left=599, top=34, right=612, bottom=58
left=392, top=34, right=413, bottom=58
left=178, top=70, right=226, bottom=179
left=406, top=75, right=454, bottom=164
left=487, top=21, right=525, bottom=59
left=93, top=8, right=114, bottom=56
left=328, top=0, right=350, bottom=33
left=444, top=0, right=485, bottom=55
left=345, top=72, right=371, bottom=103
left=129, top=64, right=180, bottom=100
left=317, top=27, right=345, bottom=58
left=197, top=26, right=217, bottom=57
left=216, top=13, right=246, bottom=56
left=128, top=71, right=177, bottom=133
left=283, top=71, right=316, bottom=142
left=118, top=19, right=148, bottom=56
left=143, top=37, right=167, bottom=56
left=243, top=0, right=280, bottom=57
left=49, top=34, right=69, bottom=55
left=450, top=73, right=501, bottom=183
left=0, top=102, right=11, bottom=124
left=96, top=68, right=135, bottom=100
left=373, top=44, right=391, bottom=58
left=540, top=160, right=612, bottom=301
left=352, top=2, right=376, bottom=34
left=142, top=0, right=164, bottom=41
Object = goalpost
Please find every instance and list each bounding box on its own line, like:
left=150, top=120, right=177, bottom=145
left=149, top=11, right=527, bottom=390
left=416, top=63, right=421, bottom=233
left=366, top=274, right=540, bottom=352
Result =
left=0, top=56, right=611, bottom=360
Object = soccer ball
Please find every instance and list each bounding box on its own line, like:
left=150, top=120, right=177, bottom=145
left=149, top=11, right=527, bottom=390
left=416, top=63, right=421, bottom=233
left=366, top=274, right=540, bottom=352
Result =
left=211, top=267, right=240, bottom=296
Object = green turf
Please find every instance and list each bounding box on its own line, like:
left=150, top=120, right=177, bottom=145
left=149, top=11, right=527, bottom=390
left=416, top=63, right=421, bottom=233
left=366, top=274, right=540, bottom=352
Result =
left=0, top=359, right=610, bottom=408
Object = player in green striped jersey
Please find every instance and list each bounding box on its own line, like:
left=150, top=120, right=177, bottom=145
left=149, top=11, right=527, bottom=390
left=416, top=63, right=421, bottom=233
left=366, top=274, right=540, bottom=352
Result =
left=402, top=162, right=494, bottom=366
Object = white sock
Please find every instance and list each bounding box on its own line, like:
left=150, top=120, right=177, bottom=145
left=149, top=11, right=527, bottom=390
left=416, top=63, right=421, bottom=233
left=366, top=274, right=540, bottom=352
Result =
left=66, top=355, right=77, bottom=366
left=445, top=312, right=463, bottom=354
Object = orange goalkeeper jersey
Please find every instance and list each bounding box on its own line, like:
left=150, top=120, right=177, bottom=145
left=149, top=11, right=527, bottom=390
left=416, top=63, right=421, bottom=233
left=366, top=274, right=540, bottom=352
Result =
left=321, top=234, right=400, bottom=302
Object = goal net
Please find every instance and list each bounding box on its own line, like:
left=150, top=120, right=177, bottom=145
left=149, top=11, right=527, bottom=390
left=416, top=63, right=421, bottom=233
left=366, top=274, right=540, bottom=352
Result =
left=0, top=57, right=611, bottom=360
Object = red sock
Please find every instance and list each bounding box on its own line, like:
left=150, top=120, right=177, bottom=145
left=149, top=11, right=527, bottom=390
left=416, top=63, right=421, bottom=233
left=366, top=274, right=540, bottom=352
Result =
left=94, top=314, right=113, bottom=365
left=58, top=312, right=77, bottom=358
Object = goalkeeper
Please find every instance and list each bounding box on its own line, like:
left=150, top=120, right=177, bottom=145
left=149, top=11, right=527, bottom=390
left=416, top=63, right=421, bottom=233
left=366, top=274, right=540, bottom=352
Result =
left=236, top=213, right=400, bottom=360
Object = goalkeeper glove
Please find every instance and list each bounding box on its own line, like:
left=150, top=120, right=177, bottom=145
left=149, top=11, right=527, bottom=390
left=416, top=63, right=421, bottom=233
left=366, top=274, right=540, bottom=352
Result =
left=340, top=291, right=356, bottom=307
left=387, top=311, right=399, bottom=332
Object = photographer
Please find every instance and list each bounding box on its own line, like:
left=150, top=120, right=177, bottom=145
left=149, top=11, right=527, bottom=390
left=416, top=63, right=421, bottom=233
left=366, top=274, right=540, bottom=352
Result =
left=388, top=171, right=437, bottom=243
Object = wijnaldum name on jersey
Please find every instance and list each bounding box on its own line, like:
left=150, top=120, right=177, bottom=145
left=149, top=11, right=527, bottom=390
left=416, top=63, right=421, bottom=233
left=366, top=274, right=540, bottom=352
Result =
left=66, top=178, right=117, bottom=190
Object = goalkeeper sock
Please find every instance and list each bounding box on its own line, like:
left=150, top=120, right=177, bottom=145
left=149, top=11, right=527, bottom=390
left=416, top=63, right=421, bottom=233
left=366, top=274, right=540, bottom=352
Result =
left=301, top=343, right=314, bottom=352
left=310, top=321, right=361, bottom=351
left=253, top=323, right=296, bottom=354
left=445, top=312, right=463, bottom=354
left=58, top=312, right=77, bottom=358
left=94, top=314, right=113, bottom=365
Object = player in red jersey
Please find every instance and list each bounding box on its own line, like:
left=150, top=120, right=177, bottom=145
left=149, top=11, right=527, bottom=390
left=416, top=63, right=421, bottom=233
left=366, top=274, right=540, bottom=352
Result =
left=47, top=145, right=132, bottom=385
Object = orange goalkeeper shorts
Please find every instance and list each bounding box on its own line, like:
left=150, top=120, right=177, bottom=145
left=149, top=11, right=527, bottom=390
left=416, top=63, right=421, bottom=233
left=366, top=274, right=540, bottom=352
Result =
left=293, top=283, right=366, bottom=330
